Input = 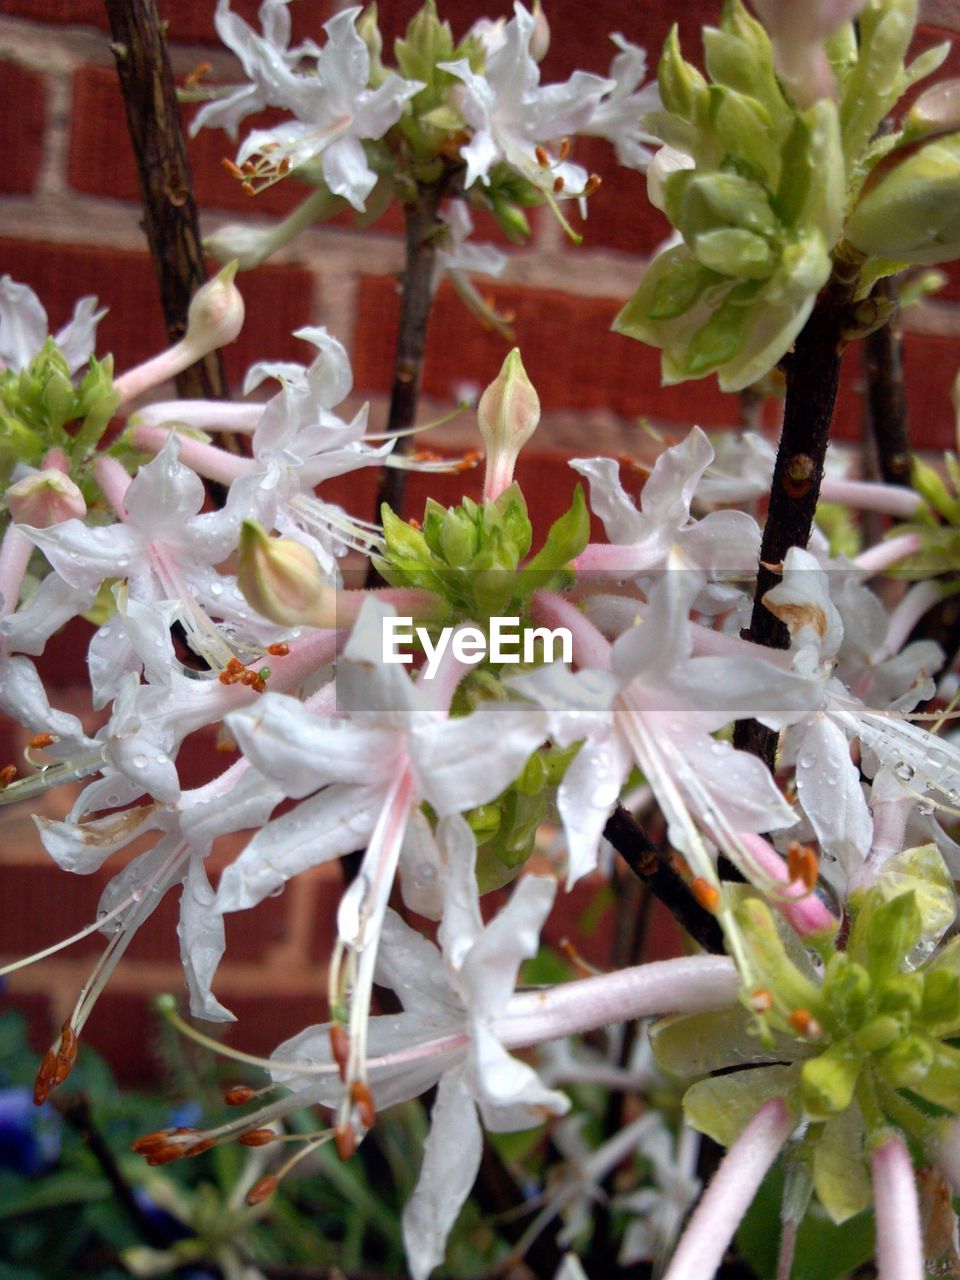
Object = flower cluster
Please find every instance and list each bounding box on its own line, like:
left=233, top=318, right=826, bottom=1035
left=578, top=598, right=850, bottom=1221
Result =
left=4, top=2, right=960, bottom=1279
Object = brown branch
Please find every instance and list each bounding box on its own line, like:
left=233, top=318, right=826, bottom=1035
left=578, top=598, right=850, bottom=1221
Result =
left=733, top=258, right=861, bottom=771
left=603, top=806, right=725, bottom=954
left=104, top=0, right=229, bottom=404
left=864, top=278, right=911, bottom=487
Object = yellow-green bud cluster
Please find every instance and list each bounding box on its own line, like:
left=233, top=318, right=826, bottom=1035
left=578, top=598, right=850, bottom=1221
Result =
left=0, top=340, right=117, bottom=495
left=373, top=481, right=589, bottom=622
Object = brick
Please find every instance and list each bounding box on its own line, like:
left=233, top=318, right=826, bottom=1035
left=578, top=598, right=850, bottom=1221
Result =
left=571, top=138, right=672, bottom=257
left=0, top=62, right=45, bottom=195
left=69, top=65, right=302, bottom=219
left=0, top=238, right=314, bottom=382
left=0, top=991, right=54, bottom=1053
left=0, top=859, right=292, bottom=966
left=831, top=331, right=960, bottom=450
left=352, top=274, right=743, bottom=428
left=0, top=0, right=331, bottom=48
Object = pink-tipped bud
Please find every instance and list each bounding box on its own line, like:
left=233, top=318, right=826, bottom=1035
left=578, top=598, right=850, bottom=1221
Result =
left=237, top=520, right=334, bottom=628
left=184, top=262, right=244, bottom=358
left=7, top=470, right=86, bottom=527
left=738, top=832, right=838, bottom=939
left=478, top=348, right=540, bottom=501
left=908, top=79, right=960, bottom=137
left=530, top=1, right=550, bottom=62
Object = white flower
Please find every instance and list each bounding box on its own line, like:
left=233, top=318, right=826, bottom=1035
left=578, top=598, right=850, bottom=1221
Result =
left=511, top=565, right=799, bottom=888
left=573, top=427, right=762, bottom=578
left=580, top=34, right=661, bottom=170
left=0, top=276, right=105, bottom=375
left=233, top=7, right=422, bottom=210
left=441, top=3, right=612, bottom=196
left=189, top=0, right=321, bottom=140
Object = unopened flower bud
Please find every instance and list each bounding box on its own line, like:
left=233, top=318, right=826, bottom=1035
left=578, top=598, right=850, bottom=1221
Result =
left=478, top=348, right=540, bottom=501
left=530, top=1, right=550, bottom=62
left=908, top=79, right=960, bottom=137
left=237, top=520, right=334, bottom=628
left=184, top=262, right=244, bottom=357
left=930, top=1116, right=960, bottom=1193
left=6, top=469, right=86, bottom=527
left=845, top=132, right=960, bottom=267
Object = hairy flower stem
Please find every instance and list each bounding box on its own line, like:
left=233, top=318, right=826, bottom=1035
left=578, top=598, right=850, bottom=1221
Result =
left=864, top=279, right=911, bottom=487
left=104, top=0, right=231, bottom=421
left=603, top=806, right=725, bottom=954
left=734, top=257, right=861, bottom=772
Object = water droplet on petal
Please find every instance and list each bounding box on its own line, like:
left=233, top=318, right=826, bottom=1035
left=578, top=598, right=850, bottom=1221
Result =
left=132, top=754, right=147, bottom=769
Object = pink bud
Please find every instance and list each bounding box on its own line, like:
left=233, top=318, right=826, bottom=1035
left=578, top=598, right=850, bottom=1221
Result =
left=478, top=348, right=540, bottom=501
left=7, top=470, right=86, bottom=528
left=184, top=262, right=244, bottom=358
left=738, top=832, right=838, bottom=939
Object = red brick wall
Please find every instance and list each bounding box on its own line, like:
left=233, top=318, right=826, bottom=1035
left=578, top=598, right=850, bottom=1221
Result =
left=0, top=0, right=957, bottom=1079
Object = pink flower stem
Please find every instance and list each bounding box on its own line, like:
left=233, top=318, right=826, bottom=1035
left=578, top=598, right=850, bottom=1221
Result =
left=854, top=532, right=922, bottom=576
left=93, top=455, right=132, bottom=519
left=133, top=401, right=261, bottom=434
left=131, top=423, right=254, bottom=484
left=531, top=589, right=612, bottom=670
left=0, top=522, right=34, bottom=620
left=494, top=954, right=739, bottom=1047
left=662, top=1098, right=794, bottom=1280
left=871, top=1135, right=924, bottom=1280
left=819, top=476, right=923, bottom=517
left=114, top=338, right=202, bottom=409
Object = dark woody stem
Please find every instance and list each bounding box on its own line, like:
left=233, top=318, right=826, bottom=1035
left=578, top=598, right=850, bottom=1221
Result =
left=372, top=181, right=449, bottom=522
left=104, top=0, right=230, bottom=407
left=603, top=806, right=725, bottom=955
left=864, top=278, right=911, bottom=487
left=733, top=256, right=861, bottom=772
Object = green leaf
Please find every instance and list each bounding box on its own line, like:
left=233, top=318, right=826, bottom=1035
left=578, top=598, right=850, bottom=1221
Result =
left=647, top=258, right=722, bottom=320
left=651, top=1005, right=790, bottom=1078
left=517, top=484, right=589, bottom=595
left=875, top=843, right=956, bottom=944
left=683, top=1063, right=799, bottom=1146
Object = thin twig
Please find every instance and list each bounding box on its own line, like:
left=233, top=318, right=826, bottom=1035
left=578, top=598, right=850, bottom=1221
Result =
left=104, top=0, right=230, bottom=407
left=864, top=279, right=911, bottom=487
left=733, top=257, right=861, bottom=770
left=603, top=806, right=725, bottom=955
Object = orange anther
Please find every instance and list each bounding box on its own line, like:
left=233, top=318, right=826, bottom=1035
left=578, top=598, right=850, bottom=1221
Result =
left=553, top=174, right=565, bottom=194
left=751, top=988, right=774, bottom=1013
left=788, top=1008, right=823, bottom=1039
left=266, top=642, right=289, bottom=657
left=329, top=1024, right=350, bottom=1082
left=350, top=1081, right=376, bottom=1132
left=787, top=842, right=819, bottom=891
left=558, top=137, right=571, bottom=162
left=227, top=658, right=244, bottom=673
left=246, top=1174, right=279, bottom=1206
left=691, top=877, right=720, bottom=913
left=334, top=1124, right=356, bottom=1161
left=535, top=144, right=549, bottom=167
left=238, top=1127, right=277, bottom=1146
left=33, top=1050, right=59, bottom=1106
left=407, top=517, right=421, bottom=530
left=225, top=1085, right=255, bottom=1106
left=221, top=158, right=245, bottom=179
left=28, top=733, right=55, bottom=749
left=583, top=173, right=602, bottom=198
left=0, top=764, right=17, bottom=787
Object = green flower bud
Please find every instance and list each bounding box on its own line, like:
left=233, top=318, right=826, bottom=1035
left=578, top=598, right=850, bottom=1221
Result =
left=693, top=228, right=777, bottom=279
left=845, top=132, right=960, bottom=266
left=237, top=520, right=333, bottom=627
left=41, top=364, right=76, bottom=430
left=659, top=26, right=707, bottom=121
left=877, top=1033, right=934, bottom=1088
left=921, top=968, right=960, bottom=1032
left=439, top=506, right=479, bottom=568
left=801, top=1041, right=862, bottom=1118
left=852, top=889, right=923, bottom=978
left=853, top=1015, right=901, bottom=1054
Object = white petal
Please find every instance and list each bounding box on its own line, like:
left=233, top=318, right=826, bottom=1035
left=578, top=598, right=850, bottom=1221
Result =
left=460, top=874, right=556, bottom=1020
left=795, top=716, right=873, bottom=873
left=214, top=783, right=380, bottom=911
left=411, top=704, right=546, bottom=816
left=470, top=1022, right=569, bottom=1130
left=402, top=1070, right=483, bottom=1280
left=179, top=857, right=235, bottom=1021
left=557, top=730, right=631, bottom=884
left=0, top=275, right=48, bottom=371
